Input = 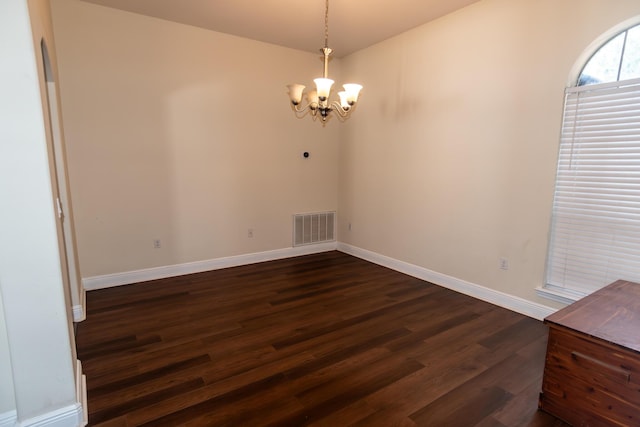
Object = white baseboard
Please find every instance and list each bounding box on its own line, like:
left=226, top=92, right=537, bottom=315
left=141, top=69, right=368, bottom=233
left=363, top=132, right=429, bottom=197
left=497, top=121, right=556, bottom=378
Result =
left=83, top=242, right=338, bottom=290
left=337, top=243, right=556, bottom=321
left=81, top=241, right=556, bottom=320
left=72, top=306, right=83, bottom=322
left=16, top=403, right=83, bottom=427
left=9, top=361, right=87, bottom=427
left=0, top=411, right=16, bottom=427
left=76, top=360, right=87, bottom=427
left=72, top=288, right=86, bottom=322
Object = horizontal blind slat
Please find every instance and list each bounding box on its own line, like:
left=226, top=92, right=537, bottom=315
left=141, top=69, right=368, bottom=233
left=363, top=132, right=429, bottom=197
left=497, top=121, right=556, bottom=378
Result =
left=546, top=80, right=640, bottom=294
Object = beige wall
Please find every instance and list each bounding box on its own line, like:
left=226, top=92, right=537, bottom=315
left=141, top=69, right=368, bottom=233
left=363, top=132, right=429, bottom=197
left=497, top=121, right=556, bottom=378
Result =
left=339, top=0, right=640, bottom=307
left=52, top=0, right=640, bottom=311
left=51, top=0, right=340, bottom=278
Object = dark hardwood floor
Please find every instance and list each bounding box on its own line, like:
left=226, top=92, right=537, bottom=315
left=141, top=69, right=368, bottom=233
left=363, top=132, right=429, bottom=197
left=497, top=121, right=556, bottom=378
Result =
left=76, top=251, right=568, bottom=426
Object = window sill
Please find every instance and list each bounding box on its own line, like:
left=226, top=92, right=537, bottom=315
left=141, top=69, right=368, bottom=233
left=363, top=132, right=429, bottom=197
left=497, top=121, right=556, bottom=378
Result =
left=535, top=285, right=586, bottom=306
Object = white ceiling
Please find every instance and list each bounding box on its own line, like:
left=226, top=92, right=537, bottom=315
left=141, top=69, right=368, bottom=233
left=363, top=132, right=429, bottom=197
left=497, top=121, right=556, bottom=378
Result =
left=80, top=0, right=482, bottom=57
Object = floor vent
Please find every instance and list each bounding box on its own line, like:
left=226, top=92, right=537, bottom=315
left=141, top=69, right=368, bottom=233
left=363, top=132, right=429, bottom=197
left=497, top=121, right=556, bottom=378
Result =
left=293, top=211, right=336, bottom=247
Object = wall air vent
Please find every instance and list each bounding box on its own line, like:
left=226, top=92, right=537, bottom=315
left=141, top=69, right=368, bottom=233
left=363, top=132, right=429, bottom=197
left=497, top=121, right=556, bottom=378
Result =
left=293, top=211, right=336, bottom=247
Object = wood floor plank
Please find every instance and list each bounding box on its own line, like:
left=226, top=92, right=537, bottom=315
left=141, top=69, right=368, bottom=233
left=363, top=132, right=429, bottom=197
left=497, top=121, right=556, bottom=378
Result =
left=90, top=378, right=206, bottom=425
left=76, top=251, right=568, bottom=426
left=409, top=346, right=548, bottom=425
left=315, top=342, right=495, bottom=426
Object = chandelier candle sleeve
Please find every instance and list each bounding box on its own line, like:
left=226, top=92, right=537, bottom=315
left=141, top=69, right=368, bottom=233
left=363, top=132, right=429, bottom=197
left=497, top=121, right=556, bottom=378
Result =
left=314, top=78, right=334, bottom=101
left=285, top=0, right=362, bottom=124
left=307, top=90, right=319, bottom=110
left=343, top=84, right=363, bottom=104
left=287, top=84, right=305, bottom=105
left=338, top=91, right=349, bottom=110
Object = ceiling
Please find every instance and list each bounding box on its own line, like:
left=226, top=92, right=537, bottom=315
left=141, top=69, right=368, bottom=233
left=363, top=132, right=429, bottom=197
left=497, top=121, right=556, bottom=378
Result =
left=80, top=0, right=482, bottom=57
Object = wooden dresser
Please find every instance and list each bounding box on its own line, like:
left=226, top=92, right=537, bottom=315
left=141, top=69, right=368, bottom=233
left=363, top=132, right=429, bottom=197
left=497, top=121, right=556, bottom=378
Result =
left=539, top=280, right=640, bottom=426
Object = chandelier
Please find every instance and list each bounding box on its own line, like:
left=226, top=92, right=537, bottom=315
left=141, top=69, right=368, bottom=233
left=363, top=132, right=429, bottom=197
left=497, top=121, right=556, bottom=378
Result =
left=286, top=0, right=363, bottom=124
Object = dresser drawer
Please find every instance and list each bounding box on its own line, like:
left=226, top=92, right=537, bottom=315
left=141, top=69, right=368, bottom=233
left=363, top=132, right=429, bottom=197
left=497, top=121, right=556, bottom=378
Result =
left=540, top=327, right=640, bottom=426
left=546, top=328, right=640, bottom=396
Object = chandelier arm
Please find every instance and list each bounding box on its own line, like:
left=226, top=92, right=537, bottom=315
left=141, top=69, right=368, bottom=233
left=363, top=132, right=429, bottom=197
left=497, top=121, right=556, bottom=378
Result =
left=290, top=102, right=319, bottom=118
left=329, top=102, right=352, bottom=117
left=290, top=103, right=306, bottom=113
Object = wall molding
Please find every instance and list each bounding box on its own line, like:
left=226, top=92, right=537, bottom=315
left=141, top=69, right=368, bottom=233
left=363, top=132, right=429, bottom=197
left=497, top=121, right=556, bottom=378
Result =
left=0, top=410, right=16, bottom=427
left=83, top=243, right=338, bottom=290
left=72, top=288, right=86, bottom=322
left=76, top=360, right=87, bottom=427
left=9, top=360, right=87, bottom=427
left=82, top=241, right=557, bottom=320
left=16, top=403, right=83, bottom=427
left=72, top=305, right=83, bottom=322
left=337, top=243, right=557, bottom=321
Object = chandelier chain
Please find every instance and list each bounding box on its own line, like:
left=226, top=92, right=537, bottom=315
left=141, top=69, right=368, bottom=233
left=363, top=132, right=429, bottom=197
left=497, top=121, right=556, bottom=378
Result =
left=324, top=0, right=329, bottom=48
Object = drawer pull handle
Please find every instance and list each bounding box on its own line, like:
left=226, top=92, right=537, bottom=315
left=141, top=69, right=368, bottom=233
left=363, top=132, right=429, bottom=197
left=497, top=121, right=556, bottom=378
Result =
left=571, top=351, right=631, bottom=383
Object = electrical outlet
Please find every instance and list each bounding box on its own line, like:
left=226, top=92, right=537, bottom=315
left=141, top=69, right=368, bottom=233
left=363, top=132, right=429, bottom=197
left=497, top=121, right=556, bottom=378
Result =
left=499, top=257, right=509, bottom=270
left=153, top=239, right=161, bottom=249
left=248, top=228, right=254, bottom=238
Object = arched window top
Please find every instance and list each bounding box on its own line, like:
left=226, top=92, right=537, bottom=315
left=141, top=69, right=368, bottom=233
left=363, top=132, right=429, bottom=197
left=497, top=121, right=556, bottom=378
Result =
left=578, top=23, right=640, bottom=86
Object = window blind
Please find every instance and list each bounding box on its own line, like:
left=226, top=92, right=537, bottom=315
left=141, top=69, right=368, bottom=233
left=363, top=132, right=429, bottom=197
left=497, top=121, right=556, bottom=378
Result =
left=546, top=77, right=640, bottom=296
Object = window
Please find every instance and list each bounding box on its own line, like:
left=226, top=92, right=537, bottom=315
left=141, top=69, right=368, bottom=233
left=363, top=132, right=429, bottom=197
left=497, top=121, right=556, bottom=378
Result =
left=579, top=24, right=640, bottom=86
left=544, top=24, right=640, bottom=302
